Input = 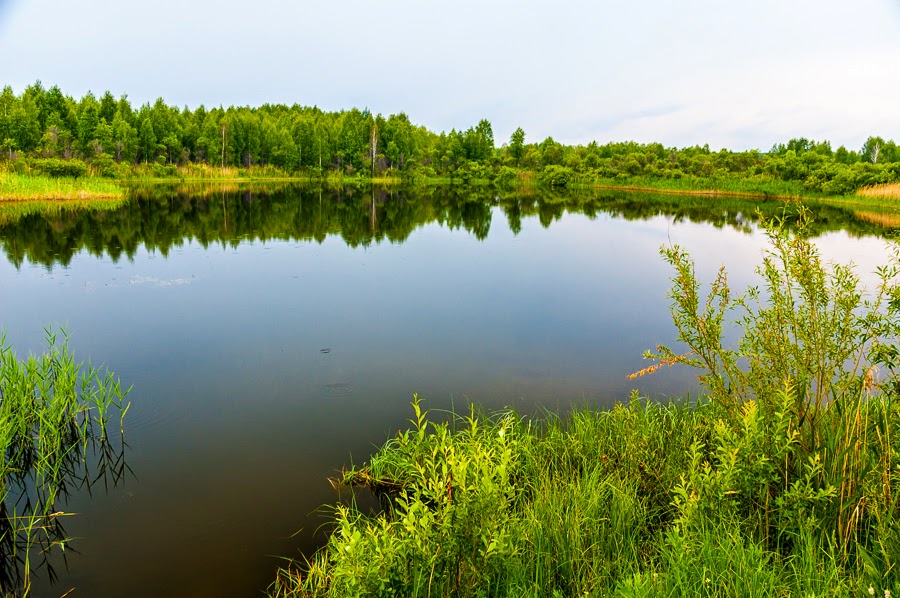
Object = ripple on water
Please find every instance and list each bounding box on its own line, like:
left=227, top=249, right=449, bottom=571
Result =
left=321, top=383, right=353, bottom=398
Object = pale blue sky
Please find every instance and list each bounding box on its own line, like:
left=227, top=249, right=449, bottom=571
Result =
left=1, top=0, right=898, bottom=151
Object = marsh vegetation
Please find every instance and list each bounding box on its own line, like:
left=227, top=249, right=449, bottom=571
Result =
left=0, top=329, right=130, bottom=596
left=272, top=213, right=900, bottom=597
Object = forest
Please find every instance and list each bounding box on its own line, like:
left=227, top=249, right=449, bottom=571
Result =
left=1, top=82, right=900, bottom=195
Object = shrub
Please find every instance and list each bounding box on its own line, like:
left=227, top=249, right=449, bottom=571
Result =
left=494, top=166, right=518, bottom=187
left=540, top=165, right=574, bottom=188
left=646, top=207, right=900, bottom=556
left=28, top=158, right=88, bottom=178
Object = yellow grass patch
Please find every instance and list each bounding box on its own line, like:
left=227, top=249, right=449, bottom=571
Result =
left=857, top=183, right=900, bottom=200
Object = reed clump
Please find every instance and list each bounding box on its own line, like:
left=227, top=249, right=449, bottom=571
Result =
left=858, top=183, right=900, bottom=200
left=271, top=208, right=900, bottom=597
left=0, top=329, right=130, bottom=595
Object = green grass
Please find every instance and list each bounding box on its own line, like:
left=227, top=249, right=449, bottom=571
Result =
left=582, top=173, right=813, bottom=199
left=271, top=210, right=900, bottom=597
left=0, top=171, right=125, bottom=201
left=0, top=329, right=130, bottom=595
left=271, top=394, right=899, bottom=597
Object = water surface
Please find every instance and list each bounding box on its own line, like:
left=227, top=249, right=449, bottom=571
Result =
left=0, top=185, right=894, bottom=596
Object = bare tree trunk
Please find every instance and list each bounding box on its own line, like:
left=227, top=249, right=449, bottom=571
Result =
left=371, top=125, right=377, bottom=176
left=220, top=124, right=226, bottom=172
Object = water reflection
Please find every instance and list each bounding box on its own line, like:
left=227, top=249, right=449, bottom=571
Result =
left=0, top=405, right=130, bottom=593
left=0, top=185, right=892, bottom=269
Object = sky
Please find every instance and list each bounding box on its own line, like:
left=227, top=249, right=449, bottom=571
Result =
left=1, top=0, right=898, bottom=151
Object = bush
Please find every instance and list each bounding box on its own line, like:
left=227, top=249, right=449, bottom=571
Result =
left=28, top=157, right=88, bottom=178
left=540, top=165, right=574, bottom=187
left=151, top=162, right=178, bottom=178
left=647, top=207, right=900, bottom=556
left=91, top=153, right=119, bottom=178
left=494, top=166, right=518, bottom=187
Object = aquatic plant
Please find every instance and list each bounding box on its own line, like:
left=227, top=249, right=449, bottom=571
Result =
left=0, top=328, right=130, bottom=595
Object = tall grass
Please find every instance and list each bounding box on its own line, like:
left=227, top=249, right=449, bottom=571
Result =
left=0, top=329, right=130, bottom=595
left=271, top=208, right=900, bottom=597
left=587, top=174, right=811, bottom=199
left=858, top=183, right=900, bottom=200
left=0, top=172, right=124, bottom=201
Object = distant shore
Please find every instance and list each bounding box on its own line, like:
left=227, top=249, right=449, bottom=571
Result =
left=3, top=168, right=900, bottom=218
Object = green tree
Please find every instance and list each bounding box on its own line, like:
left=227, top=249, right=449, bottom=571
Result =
left=473, top=118, right=494, bottom=161
left=76, top=92, right=100, bottom=155
left=197, top=110, right=223, bottom=164
left=98, top=91, right=117, bottom=124
left=111, top=111, right=138, bottom=163
left=0, top=86, right=17, bottom=151
left=862, top=136, right=885, bottom=164
left=540, top=136, right=563, bottom=166
left=509, top=127, right=525, bottom=166
left=94, top=120, right=114, bottom=155
left=381, top=112, right=415, bottom=170
left=138, top=115, right=157, bottom=162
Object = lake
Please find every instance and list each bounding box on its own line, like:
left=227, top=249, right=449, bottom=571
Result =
left=0, top=185, right=894, bottom=596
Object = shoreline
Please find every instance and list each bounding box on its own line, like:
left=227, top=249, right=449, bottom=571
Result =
left=3, top=172, right=899, bottom=214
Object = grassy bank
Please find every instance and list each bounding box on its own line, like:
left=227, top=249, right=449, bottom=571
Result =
left=271, top=211, right=900, bottom=597
left=0, top=171, right=125, bottom=201
left=585, top=173, right=811, bottom=199
left=0, top=168, right=820, bottom=204
left=273, top=394, right=898, bottom=598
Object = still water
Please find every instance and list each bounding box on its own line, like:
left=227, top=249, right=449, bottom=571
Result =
left=0, top=186, right=894, bottom=596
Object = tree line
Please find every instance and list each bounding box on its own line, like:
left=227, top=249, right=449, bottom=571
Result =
left=1, top=82, right=899, bottom=194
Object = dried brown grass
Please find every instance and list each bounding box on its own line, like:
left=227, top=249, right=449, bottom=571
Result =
left=856, top=183, right=900, bottom=200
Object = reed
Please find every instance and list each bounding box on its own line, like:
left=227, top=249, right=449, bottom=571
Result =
left=858, top=183, right=900, bottom=200
left=0, top=328, right=130, bottom=595
left=273, top=395, right=899, bottom=596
